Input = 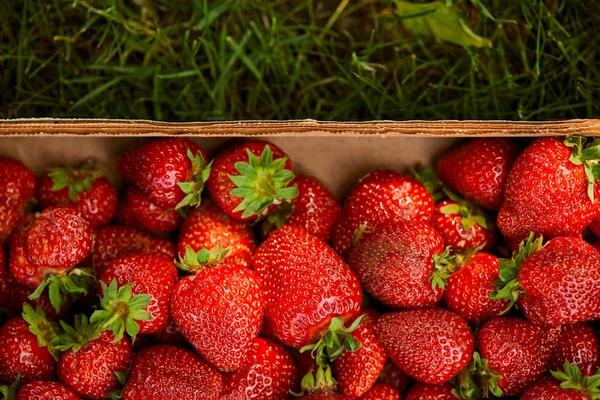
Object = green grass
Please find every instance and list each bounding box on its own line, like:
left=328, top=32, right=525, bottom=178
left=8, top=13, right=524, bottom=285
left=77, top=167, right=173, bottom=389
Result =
left=0, top=0, right=598, bottom=120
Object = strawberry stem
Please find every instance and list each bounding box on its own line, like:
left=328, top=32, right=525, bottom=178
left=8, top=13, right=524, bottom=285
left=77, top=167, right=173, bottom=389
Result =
left=175, top=245, right=231, bottom=273
left=28, top=268, right=96, bottom=313
left=22, top=304, right=63, bottom=361
left=429, top=246, right=482, bottom=290
left=552, top=361, right=600, bottom=398
left=55, top=314, right=102, bottom=353
left=292, top=364, right=337, bottom=397
left=175, top=149, right=212, bottom=210
left=48, top=162, right=103, bottom=202
left=565, top=135, right=600, bottom=203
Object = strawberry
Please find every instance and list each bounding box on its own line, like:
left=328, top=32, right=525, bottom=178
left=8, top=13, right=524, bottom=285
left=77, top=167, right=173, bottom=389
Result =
left=359, top=383, right=401, bottom=400
left=171, top=246, right=264, bottom=371
left=0, top=157, right=37, bottom=244
left=118, top=138, right=210, bottom=209
left=16, top=380, right=82, bottom=399
left=332, top=311, right=387, bottom=398
left=491, top=235, right=600, bottom=326
left=116, top=186, right=180, bottom=234
left=550, top=322, right=600, bottom=376
left=56, top=315, right=131, bottom=400
left=253, top=225, right=362, bottom=349
left=475, top=317, right=559, bottom=396
left=348, top=220, right=444, bottom=309
left=405, top=383, right=458, bottom=400
left=150, top=317, right=187, bottom=346
left=90, top=225, right=176, bottom=275
left=299, top=395, right=351, bottom=400
left=332, top=170, right=434, bottom=256
left=0, top=305, right=60, bottom=384
left=38, top=164, right=117, bottom=229
left=122, top=344, right=223, bottom=399
left=376, top=309, right=474, bottom=385
left=521, top=362, right=600, bottom=400
left=96, top=254, right=178, bottom=336
left=177, top=200, right=256, bottom=268
left=498, top=136, right=600, bottom=248
left=436, top=138, right=518, bottom=210
left=221, top=337, right=299, bottom=400
left=433, top=251, right=508, bottom=323
left=377, top=361, right=412, bottom=394
left=521, top=378, right=590, bottom=400
left=262, top=176, right=341, bottom=241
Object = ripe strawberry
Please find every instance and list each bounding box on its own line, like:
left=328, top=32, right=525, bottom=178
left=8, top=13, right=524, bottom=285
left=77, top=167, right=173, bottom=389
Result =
left=117, top=138, right=210, bottom=209
left=207, top=140, right=297, bottom=221
left=96, top=254, right=178, bottom=336
left=299, top=394, right=351, bottom=400
left=476, top=317, right=559, bottom=396
left=550, top=323, right=600, bottom=376
left=405, top=382, right=458, bottom=400
left=122, top=344, right=223, bottom=399
left=377, top=361, right=412, bottom=394
left=221, top=337, right=299, bottom=399
left=56, top=315, right=131, bottom=400
left=359, top=383, right=401, bottom=400
left=376, top=309, right=474, bottom=385
left=430, top=197, right=496, bottom=253
left=434, top=251, right=509, bottom=323
left=90, top=225, right=176, bottom=275
left=0, top=305, right=60, bottom=384
left=332, top=311, right=386, bottom=398
left=436, top=138, right=518, bottom=210
left=38, top=164, right=117, bottom=229
left=498, top=136, right=600, bottom=247
left=262, top=176, right=341, bottom=241
left=332, top=170, right=434, bottom=256
left=171, top=246, right=263, bottom=371
left=0, top=157, right=37, bottom=244
left=177, top=200, right=256, bottom=268
left=348, top=220, right=444, bottom=308
left=521, top=362, right=600, bottom=400
left=253, top=225, right=362, bottom=349
left=150, top=317, right=187, bottom=346
left=491, top=235, right=600, bottom=326
left=521, top=378, right=590, bottom=400
left=16, top=380, right=82, bottom=399
left=116, top=186, right=180, bottom=234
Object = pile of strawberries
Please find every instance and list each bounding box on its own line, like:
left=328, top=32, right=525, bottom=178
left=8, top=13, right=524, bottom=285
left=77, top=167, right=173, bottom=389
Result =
left=1, top=135, right=600, bottom=400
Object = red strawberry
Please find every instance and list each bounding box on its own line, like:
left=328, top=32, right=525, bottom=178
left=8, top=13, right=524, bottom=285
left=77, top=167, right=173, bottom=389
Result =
left=57, top=315, right=131, bottom=400
left=299, top=395, right=351, bottom=400
left=118, top=138, right=210, bottom=209
left=359, top=383, right=401, bottom=400
left=38, top=164, right=117, bottom=229
left=348, top=220, right=444, bottom=308
left=436, top=138, right=518, bottom=210
left=171, top=246, right=263, bottom=371
left=430, top=197, right=496, bottom=253
left=262, top=176, right=341, bottom=241
left=95, top=254, right=178, bottom=336
left=253, top=225, right=362, bottom=349
left=207, top=140, right=297, bottom=221
left=16, top=380, right=82, bottom=399
left=521, top=362, right=600, bottom=400
left=122, top=344, right=223, bottom=399
left=0, top=305, right=60, bottom=384
left=116, top=186, right=180, bottom=234
left=177, top=201, right=256, bottom=268
left=150, top=317, right=187, bottom=346
left=405, top=383, right=458, bottom=400
left=332, top=170, right=434, bottom=256
left=332, top=311, right=387, bottom=398
left=0, top=157, right=37, bottom=244
left=221, top=337, right=299, bottom=399
left=521, top=378, right=589, bottom=400
left=550, top=323, right=600, bottom=376
left=435, top=252, right=509, bottom=323
left=491, top=235, right=600, bottom=326
left=90, top=225, right=176, bottom=275
left=498, top=137, right=600, bottom=247
left=476, top=317, right=559, bottom=396
left=377, top=361, right=412, bottom=394
left=376, top=309, right=474, bottom=385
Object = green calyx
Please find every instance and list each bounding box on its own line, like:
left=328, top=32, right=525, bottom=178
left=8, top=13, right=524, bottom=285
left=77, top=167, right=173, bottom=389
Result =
left=292, top=364, right=337, bottom=397
left=107, top=370, right=130, bottom=400
left=410, top=164, right=445, bottom=203
left=0, top=374, right=21, bottom=400
left=48, top=163, right=103, bottom=202
left=229, top=145, right=298, bottom=219
left=22, top=304, right=62, bottom=361
left=439, top=189, right=493, bottom=231
left=300, top=315, right=365, bottom=369
left=175, top=245, right=231, bottom=273
left=451, top=352, right=503, bottom=399
left=430, top=246, right=480, bottom=290
left=489, top=232, right=543, bottom=313
left=176, top=149, right=212, bottom=210
left=29, top=268, right=96, bottom=313
left=90, top=279, right=151, bottom=343
left=552, top=361, right=600, bottom=399
left=261, top=200, right=295, bottom=237
left=55, top=314, right=101, bottom=353
left=565, top=136, right=600, bottom=203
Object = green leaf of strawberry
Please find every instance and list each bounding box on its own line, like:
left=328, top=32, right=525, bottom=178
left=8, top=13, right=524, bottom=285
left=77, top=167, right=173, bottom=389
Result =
left=22, top=304, right=63, bottom=361
left=29, top=268, right=96, bottom=313
left=565, top=136, right=600, bottom=202
left=175, top=245, right=231, bottom=273
left=175, top=149, right=212, bottom=210
left=0, top=373, right=21, bottom=400
left=552, top=361, right=600, bottom=398
left=48, top=163, right=104, bottom=202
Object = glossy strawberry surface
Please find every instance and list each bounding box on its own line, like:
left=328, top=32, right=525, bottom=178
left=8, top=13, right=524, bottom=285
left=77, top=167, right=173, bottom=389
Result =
left=550, top=322, right=600, bottom=376
left=116, top=186, right=180, bottom=234
left=253, top=225, right=362, bottom=348
left=520, top=378, right=589, bottom=400
left=358, top=383, right=401, bottom=400
left=0, top=157, right=37, bottom=244
left=17, top=380, right=82, bottom=400
left=376, top=309, right=473, bottom=385
left=405, top=382, right=458, bottom=400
